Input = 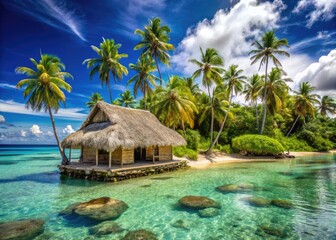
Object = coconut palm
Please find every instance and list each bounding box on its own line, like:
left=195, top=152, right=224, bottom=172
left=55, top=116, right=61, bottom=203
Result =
left=210, top=65, right=246, bottom=151
left=115, top=90, right=137, bottom=108
left=127, top=56, right=159, bottom=109
left=243, top=74, right=263, bottom=130
left=319, top=96, right=336, bottom=117
left=86, top=92, right=104, bottom=109
left=250, top=31, right=290, bottom=134
left=134, top=17, right=174, bottom=85
left=189, top=48, right=224, bottom=146
left=151, top=76, right=198, bottom=131
left=83, top=38, right=128, bottom=103
left=16, top=53, right=72, bottom=164
left=184, top=77, right=201, bottom=95
left=287, top=82, right=320, bottom=136
left=264, top=68, right=292, bottom=115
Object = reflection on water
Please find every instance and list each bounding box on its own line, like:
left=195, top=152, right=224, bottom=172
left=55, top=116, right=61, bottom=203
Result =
left=0, top=145, right=335, bottom=240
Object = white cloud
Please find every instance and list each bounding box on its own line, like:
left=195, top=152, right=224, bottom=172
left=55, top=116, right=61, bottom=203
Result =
left=63, top=125, right=75, bottom=134
left=112, top=84, right=127, bottom=92
left=0, top=83, right=17, bottom=89
left=293, top=49, right=336, bottom=95
left=172, top=0, right=286, bottom=76
left=47, top=130, right=54, bottom=136
left=4, top=0, right=86, bottom=41
left=0, top=100, right=87, bottom=121
left=20, top=130, right=27, bottom=137
left=293, top=0, right=336, bottom=27
left=0, top=115, right=4, bottom=122
left=30, top=124, right=42, bottom=136
left=291, top=31, right=336, bottom=52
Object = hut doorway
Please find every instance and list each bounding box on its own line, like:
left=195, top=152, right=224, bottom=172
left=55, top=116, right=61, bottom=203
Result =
left=134, top=147, right=146, bottom=161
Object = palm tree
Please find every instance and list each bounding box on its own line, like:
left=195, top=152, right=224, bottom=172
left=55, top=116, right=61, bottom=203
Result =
left=210, top=65, right=246, bottom=151
left=16, top=53, right=72, bottom=164
left=319, top=96, right=336, bottom=117
left=287, top=82, right=320, bottom=136
left=184, top=77, right=201, bottom=95
left=115, top=90, right=137, bottom=108
left=134, top=17, right=174, bottom=85
left=243, top=74, right=263, bottom=130
left=151, top=76, right=198, bottom=131
left=127, top=56, right=159, bottom=109
left=264, top=68, right=292, bottom=115
left=86, top=92, right=104, bottom=109
left=189, top=48, right=224, bottom=146
left=250, top=31, right=290, bottom=134
left=83, top=38, right=128, bottom=103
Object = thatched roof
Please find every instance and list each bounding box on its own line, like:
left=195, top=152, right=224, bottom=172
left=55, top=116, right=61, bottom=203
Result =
left=61, top=102, right=186, bottom=151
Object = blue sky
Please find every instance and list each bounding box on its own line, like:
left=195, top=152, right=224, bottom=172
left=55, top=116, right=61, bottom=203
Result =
left=0, top=0, right=335, bottom=144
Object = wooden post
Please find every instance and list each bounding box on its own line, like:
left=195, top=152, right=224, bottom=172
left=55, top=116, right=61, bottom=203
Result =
left=96, top=149, right=98, bottom=166
left=140, top=148, right=142, bottom=160
left=69, top=147, right=72, bottom=162
left=152, top=146, right=155, bottom=164
left=80, top=146, right=83, bottom=162
left=109, top=150, right=112, bottom=168
left=121, top=148, right=123, bottom=168
left=171, top=146, right=173, bottom=160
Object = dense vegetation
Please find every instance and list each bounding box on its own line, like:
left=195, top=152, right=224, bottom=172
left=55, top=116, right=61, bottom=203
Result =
left=16, top=17, right=336, bottom=162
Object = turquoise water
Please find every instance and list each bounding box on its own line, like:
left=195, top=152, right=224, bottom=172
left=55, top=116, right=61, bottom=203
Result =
left=0, top=145, right=336, bottom=240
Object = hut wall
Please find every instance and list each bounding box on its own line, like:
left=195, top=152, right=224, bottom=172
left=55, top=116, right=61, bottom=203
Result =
left=91, top=110, right=108, bottom=123
left=111, top=148, right=122, bottom=164
left=83, top=147, right=96, bottom=163
left=159, top=146, right=172, bottom=161
left=122, top=149, right=134, bottom=164
left=145, top=146, right=153, bottom=161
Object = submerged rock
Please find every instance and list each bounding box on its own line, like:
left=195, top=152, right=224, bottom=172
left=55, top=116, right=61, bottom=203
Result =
left=256, top=225, right=286, bottom=238
left=171, top=219, right=192, bottom=230
left=62, top=197, right=128, bottom=221
left=216, top=183, right=254, bottom=193
left=0, top=219, right=45, bottom=240
left=178, top=196, right=220, bottom=209
left=198, top=208, right=219, bottom=218
left=89, top=221, right=123, bottom=236
left=122, top=229, right=158, bottom=240
left=271, top=199, right=293, bottom=209
left=243, top=196, right=271, bottom=207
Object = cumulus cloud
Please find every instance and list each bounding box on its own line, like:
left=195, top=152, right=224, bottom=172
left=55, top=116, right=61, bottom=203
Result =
left=63, top=125, right=75, bottom=134
left=47, top=131, right=54, bottom=136
left=30, top=124, right=42, bottom=136
left=293, top=0, right=336, bottom=27
left=0, top=115, right=4, bottom=122
left=172, top=0, right=286, bottom=77
left=294, top=49, right=336, bottom=95
left=20, top=130, right=27, bottom=137
left=0, top=83, right=17, bottom=89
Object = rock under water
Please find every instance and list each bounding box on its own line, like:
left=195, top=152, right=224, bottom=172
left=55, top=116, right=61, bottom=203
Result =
left=178, top=196, right=220, bottom=209
left=242, top=196, right=271, bottom=207
left=0, top=219, right=45, bottom=240
left=89, top=221, right=123, bottom=236
left=122, top=229, right=158, bottom=240
left=271, top=199, right=293, bottom=209
left=198, top=208, right=219, bottom=218
left=216, top=183, right=255, bottom=193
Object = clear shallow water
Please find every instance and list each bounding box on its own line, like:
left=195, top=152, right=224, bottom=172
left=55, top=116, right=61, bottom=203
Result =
left=0, top=145, right=336, bottom=240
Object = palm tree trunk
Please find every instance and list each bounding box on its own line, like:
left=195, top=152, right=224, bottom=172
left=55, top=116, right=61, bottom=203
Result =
left=260, top=57, right=269, bottom=134
left=286, top=115, right=300, bottom=137
left=48, top=106, right=68, bottom=165
left=207, top=85, right=214, bottom=148
left=208, top=91, right=233, bottom=152
left=144, top=88, right=147, bottom=110
left=255, top=100, right=259, bottom=132
left=154, top=56, right=162, bottom=86
left=107, top=80, right=113, bottom=103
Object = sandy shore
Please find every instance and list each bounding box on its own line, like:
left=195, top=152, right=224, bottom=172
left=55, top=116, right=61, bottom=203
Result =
left=175, top=150, right=336, bottom=168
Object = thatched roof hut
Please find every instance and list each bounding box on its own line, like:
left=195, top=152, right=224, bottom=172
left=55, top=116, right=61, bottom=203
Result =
left=62, top=102, right=186, bottom=152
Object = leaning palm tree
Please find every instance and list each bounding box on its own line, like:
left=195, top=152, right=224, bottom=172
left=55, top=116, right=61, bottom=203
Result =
left=115, top=90, right=137, bottom=108
left=151, top=76, right=198, bottom=131
left=210, top=65, right=246, bottom=151
left=250, top=31, right=290, bottom=134
left=86, top=92, right=104, bottom=109
left=16, top=54, right=72, bottom=164
left=189, top=48, right=224, bottom=146
left=319, top=96, right=336, bottom=117
left=264, top=68, right=292, bottom=115
left=184, top=77, right=201, bottom=96
left=127, top=56, right=159, bottom=109
left=243, top=74, right=263, bottom=130
left=287, top=82, right=320, bottom=136
left=134, top=17, right=174, bottom=85
left=83, top=38, right=128, bottom=103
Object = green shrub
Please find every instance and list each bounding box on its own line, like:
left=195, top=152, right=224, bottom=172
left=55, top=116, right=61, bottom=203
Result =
left=297, top=130, right=334, bottom=151
left=185, top=149, right=198, bottom=160
left=185, top=129, right=201, bottom=151
left=173, top=146, right=186, bottom=157
left=217, top=144, right=234, bottom=154
left=273, top=129, right=313, bottom=152
left=199, top=137, right=210, bottom=151
left=232, top=134, right=284, bottom=155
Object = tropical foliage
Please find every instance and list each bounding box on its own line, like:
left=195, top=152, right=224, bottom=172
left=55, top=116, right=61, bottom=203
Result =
left=86, top=92, right=104, bottom=109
